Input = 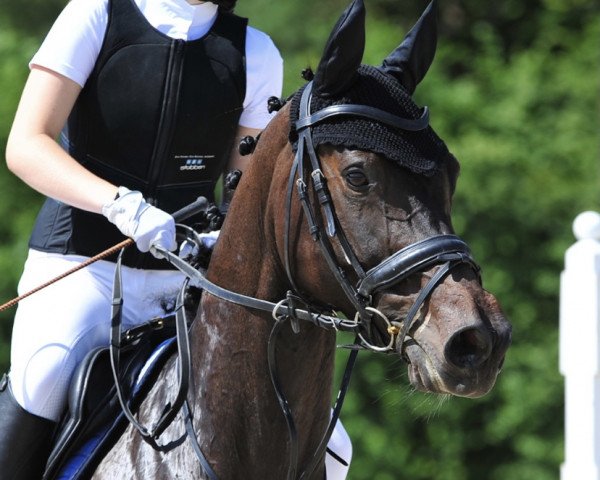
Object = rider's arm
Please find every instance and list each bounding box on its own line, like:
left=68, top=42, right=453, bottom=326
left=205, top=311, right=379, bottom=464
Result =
left=6, top=66, right=175, bottom=255
left=5, top=0, right=116, bottom=214
left=5, top=66, right=118, bottom=214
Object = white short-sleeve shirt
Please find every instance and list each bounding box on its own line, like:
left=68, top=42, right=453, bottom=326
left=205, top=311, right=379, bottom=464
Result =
left=31, top=0, right=283, bottom=129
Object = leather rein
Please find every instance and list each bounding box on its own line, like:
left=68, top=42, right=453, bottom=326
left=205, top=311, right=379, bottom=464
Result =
left=109, top=80, right=481, bottom=479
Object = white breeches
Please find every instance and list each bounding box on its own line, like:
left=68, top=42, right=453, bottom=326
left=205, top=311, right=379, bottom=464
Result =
left=8, top=249, right=353, bottom=478
left=9, top=249, right=186, bottom=422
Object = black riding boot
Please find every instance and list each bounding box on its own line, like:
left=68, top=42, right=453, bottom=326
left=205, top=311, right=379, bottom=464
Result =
left=0, top=375, right=56, bottom=479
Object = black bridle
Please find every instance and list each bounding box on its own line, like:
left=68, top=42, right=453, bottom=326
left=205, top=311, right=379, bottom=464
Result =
left=114, top=80, right=481, bottom=479
left=286, top=81, right=480, bottom=353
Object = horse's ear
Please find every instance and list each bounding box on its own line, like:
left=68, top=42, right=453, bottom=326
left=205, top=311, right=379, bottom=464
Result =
left=380, top=0, right=438, bottom=94
left=312, top=0, right=366, bottom=98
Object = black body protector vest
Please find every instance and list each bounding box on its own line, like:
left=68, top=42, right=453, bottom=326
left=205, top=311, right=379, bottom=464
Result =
left=29, top=0, right=247, bottom=268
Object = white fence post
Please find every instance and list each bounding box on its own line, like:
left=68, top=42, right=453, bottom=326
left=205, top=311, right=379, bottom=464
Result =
left=560, top=211, right=600, bottom=480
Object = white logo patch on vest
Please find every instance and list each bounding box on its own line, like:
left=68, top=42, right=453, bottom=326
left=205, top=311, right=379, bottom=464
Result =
left=176, top=155, right=215, bottom=171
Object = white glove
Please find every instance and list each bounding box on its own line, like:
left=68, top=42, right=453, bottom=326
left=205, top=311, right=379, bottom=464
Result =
left=102, top=186, right=176, bottom=257
left=198, top=230, right=220, bottom=249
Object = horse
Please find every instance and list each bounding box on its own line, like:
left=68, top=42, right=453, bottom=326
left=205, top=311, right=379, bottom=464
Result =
left=93, top=0, right=512, bottom=478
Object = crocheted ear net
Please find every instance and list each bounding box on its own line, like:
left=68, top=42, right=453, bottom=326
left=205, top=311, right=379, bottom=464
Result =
left=290, top=65, right=452, bottom=176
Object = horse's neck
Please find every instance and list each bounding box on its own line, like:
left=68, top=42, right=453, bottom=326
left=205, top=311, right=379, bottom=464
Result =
left=191, top=282, right=336, bottom=475
left=188, top=118, right=336, bottom=475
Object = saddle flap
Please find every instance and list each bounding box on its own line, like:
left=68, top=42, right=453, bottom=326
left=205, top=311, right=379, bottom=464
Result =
left=43, top=326, right=177, bottom=480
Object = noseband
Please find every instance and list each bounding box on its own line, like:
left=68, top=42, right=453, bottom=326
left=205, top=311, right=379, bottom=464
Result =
left=285, top=80, right=481, bottom=353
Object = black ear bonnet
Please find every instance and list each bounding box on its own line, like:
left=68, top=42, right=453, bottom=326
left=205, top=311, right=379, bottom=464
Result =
left=289, top=65, right=451, bottom=176
left=289, top=0, right=452, bottom=176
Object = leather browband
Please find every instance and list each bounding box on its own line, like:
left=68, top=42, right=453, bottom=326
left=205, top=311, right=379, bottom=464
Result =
left=294, top=103, right=430, bottom=132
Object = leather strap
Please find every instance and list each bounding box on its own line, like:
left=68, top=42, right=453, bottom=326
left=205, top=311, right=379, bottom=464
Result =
left=357, top=234, right=479, bottom=298
left=294, top=104, right=429, bottom=131
left=183, top=400, right=219, bottom=480
left=159, top=248, right=361, bottom=333
left=107, top=198, right=208, bottom=448
left=109, top=252, right=192, bottom=447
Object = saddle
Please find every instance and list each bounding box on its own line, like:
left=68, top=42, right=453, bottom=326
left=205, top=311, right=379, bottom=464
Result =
left=36, top=200, right=217, bottom=479
left=42, top=321, right=178, bottom=480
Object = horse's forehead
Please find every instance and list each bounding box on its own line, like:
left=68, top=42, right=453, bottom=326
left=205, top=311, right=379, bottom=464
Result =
left=290, top=65, right=453, bottom=176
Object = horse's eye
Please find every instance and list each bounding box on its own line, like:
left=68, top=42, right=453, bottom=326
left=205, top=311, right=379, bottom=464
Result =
left=345, top=168, right=369, bottom=189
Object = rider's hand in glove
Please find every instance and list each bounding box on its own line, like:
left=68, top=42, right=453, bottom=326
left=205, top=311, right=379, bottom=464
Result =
left=102, top=186, right=176, bottom=258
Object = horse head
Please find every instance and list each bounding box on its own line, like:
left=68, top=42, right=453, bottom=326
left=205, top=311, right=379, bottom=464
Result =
left=235, top=0, right=511, bottom=399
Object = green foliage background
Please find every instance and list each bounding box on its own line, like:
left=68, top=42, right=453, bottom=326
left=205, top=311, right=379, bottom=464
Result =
left=0, top=0, right=598, bottom=478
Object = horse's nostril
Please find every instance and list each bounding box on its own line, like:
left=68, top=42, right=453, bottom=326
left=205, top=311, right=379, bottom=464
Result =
left=445, top=327, right=492, bottom=369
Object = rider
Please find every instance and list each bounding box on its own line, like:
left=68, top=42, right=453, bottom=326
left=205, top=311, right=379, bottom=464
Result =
left=2, top=0, right=351, bottom=478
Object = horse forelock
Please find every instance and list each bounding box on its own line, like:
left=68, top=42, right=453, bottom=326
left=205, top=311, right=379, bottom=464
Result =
left=289, top=64, right=453, bottom=176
